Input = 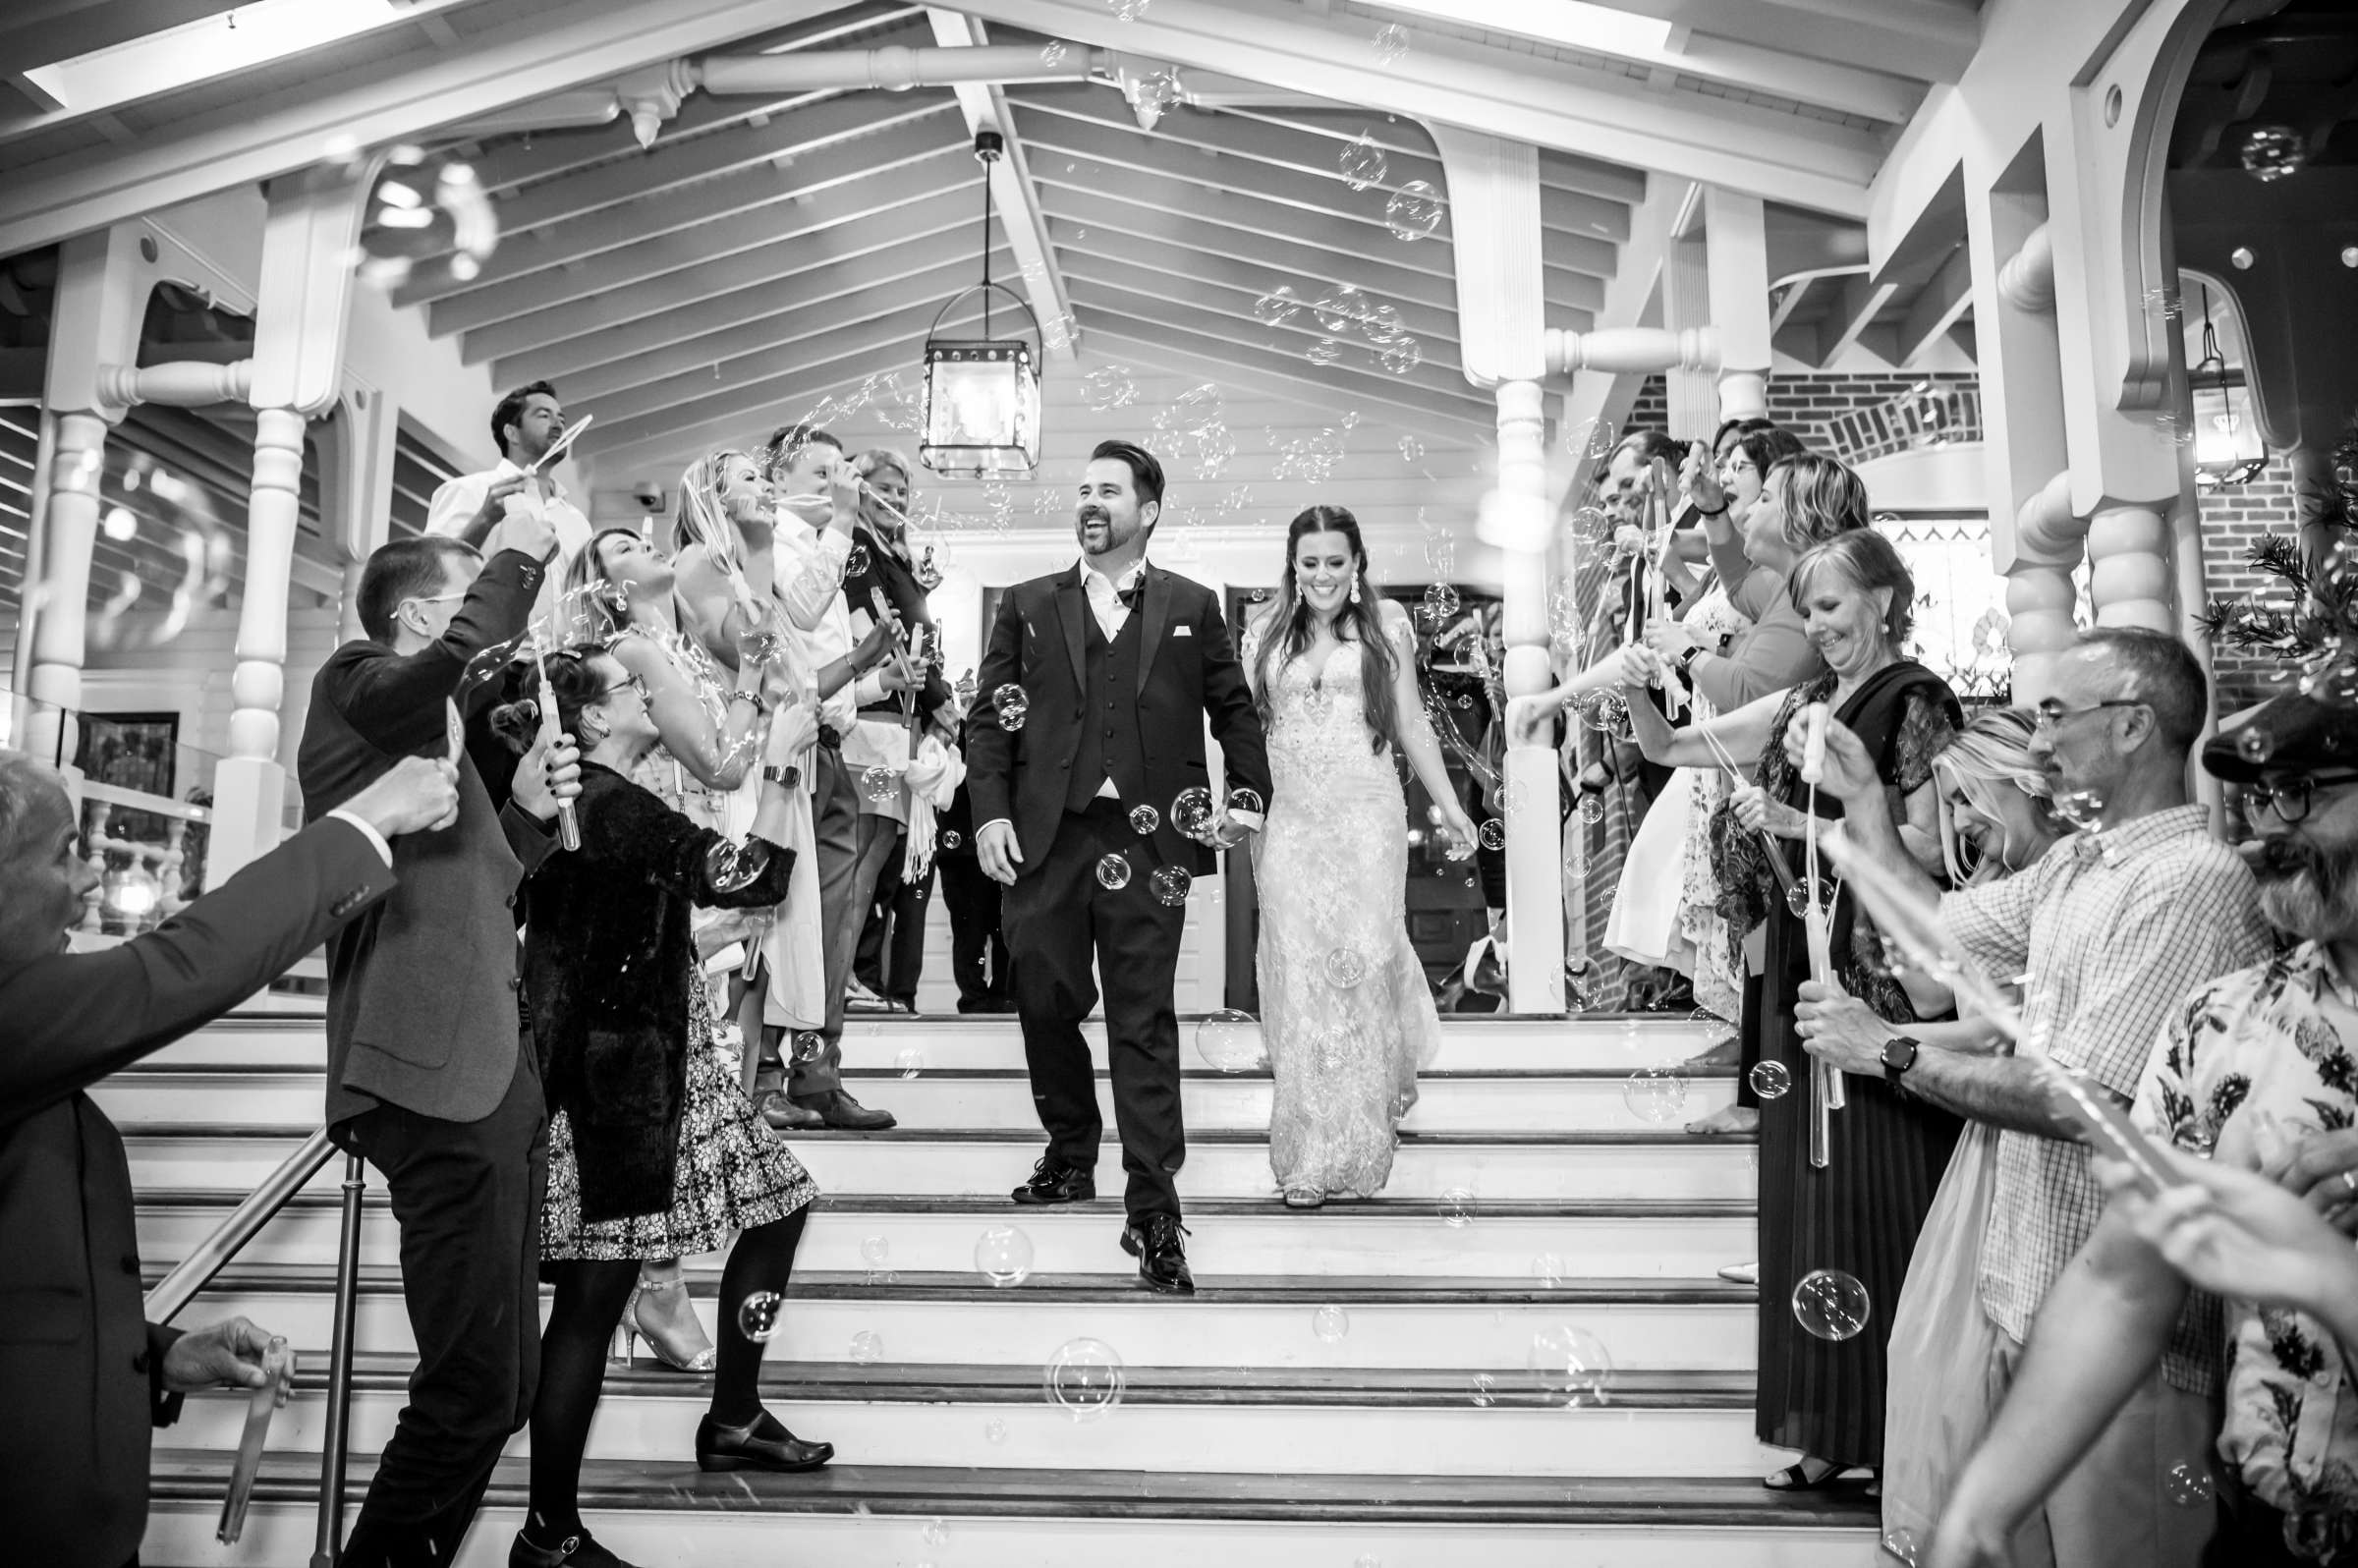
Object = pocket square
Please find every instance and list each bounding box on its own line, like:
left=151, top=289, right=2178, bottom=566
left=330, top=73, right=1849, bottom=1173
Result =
left=1173, top=625, right=1193, bottom=638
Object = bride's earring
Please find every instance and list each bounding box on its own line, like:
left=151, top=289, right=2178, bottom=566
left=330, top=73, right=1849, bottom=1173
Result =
left=1347, top=573, right=1362, bottom=606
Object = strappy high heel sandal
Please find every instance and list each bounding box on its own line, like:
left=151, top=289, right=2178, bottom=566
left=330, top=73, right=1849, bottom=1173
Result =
left=617, top=1274, right=716, bottom=1372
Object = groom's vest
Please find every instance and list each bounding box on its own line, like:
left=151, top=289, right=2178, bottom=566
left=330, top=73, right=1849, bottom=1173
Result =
left=1066, top=608, right=1150, bottom=812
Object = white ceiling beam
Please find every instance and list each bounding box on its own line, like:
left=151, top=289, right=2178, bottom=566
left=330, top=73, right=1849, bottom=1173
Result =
left=1895, top=242, right=1975, bottom=367
left=1058, top=250, right=1463, bottom=352
left=1597, top=0, right=1980, bottom=85
left=464, top=189, right=971, bottom=370
left=509, top=229, right=989, bottom=392
left=0, top=1, right=247, bottom=76
left=0, top=0, right=842, bottom=259
left=927, top=9, right=1078, bottom=363
left=431, top=150, right=973, bottom=340
left=954, top=0, right=1880, bottom=216
left=1810, top=271, right=1900, bottom=368
left=404, top=112, right=966, bottom=313
left=1554, top=174, right=1686, bottom=455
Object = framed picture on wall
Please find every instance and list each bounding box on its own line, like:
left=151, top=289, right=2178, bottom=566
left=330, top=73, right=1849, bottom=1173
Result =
left=75, top=711, right=181, bottom=799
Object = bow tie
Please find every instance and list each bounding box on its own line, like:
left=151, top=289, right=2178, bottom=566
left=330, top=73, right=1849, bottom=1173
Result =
left=1117, top=580, right=1143, bottom=610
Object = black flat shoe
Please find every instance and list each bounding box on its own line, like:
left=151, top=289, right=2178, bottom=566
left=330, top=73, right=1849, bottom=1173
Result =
left=1763, top=1459, right=1857, bottom=1491
left=510, top=1529, right=642, bottom=1567
left=1121, top=1213, right=1196, bottom=1293
left=696, top=1410, right=835, bottom=1473
left=1012, top=1154, right=1096, bottom=1205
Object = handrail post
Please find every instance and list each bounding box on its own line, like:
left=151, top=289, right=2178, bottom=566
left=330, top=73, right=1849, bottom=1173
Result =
left=309, top=1150, right=366, bottom=1568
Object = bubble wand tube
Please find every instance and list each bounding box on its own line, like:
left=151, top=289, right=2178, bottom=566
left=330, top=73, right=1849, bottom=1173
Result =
left=533, top=640, right=582, bottom=852
left=1799, top=702, right=1840, bottom=1169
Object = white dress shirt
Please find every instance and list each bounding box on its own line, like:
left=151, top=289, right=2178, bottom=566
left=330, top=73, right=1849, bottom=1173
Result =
left=424, top=459, right=593, bottom=629
left=773, top=518, right=870, bottom=735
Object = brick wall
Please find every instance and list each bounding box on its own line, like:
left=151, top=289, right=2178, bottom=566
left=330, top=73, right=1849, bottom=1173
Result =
left=1624, top=372, right=1981, bottom=457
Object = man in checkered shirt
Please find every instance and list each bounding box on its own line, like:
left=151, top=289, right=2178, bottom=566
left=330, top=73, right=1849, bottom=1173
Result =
left=1797, top=628, right=2267, bottom=1566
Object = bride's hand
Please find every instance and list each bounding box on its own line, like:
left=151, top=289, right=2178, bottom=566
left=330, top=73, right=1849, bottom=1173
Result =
left=1439, top=807, right=1481, bottom=858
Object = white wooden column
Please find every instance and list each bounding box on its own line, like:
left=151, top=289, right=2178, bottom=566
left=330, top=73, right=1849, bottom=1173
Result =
left=1434, top=126, right=1562, bottom=1014
left=22, top=227, right=167, bottom=767
left=1703, top=188, right=1771, bottom=423
left=1662, top=214, right=1716, bottom=441
left=208, top=166, right=372, bottom=885
left=326, top=387, right=400, bottom=645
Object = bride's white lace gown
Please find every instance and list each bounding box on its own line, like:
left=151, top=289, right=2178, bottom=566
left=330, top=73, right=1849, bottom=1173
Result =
left=1252, top=617, right=1445, bottom=1199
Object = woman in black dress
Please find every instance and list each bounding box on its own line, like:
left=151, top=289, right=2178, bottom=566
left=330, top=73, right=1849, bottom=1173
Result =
left=1625, top=529, right=1962, bottom=1490
left=494, top=649, right=830, bottom=1568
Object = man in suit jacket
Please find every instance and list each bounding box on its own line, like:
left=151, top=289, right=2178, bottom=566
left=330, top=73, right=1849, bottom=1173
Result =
left=966, top=440, right=1270, bottom=1293
left=295, top=512, right=582, bottom=1568
left=0, top=750, right=456, bottom=1568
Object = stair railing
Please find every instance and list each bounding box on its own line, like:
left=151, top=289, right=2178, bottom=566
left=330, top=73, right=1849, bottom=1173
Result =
left=141, top=1126, right=368, bottom=1568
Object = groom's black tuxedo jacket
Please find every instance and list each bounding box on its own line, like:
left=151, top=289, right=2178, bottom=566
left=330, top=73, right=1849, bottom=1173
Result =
left=966, top=560, right=1270, bottom=878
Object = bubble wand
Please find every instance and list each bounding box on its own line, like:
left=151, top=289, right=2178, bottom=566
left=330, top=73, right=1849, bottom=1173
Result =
left=215, top=1337, right=292, bottom=1543
left=1799, top=701, right=1846, bottom=1170
left=530, top=629, right=582, bottom=852
left=530, top=412, right=593, bottom=476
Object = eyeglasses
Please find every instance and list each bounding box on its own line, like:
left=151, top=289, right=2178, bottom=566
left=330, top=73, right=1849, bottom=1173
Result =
left=595, top=673, right=648, bottom=702
left=2030, top=698, right=2146, bottom=733
left=2242, top=769, right=2358, bottom=827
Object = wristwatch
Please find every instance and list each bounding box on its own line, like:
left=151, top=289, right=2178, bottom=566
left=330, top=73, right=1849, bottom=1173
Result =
left=762, top=763, right=802, bottom=789
left=1881, top=1033, right=1921, bottom=1088
left=1675, top=644, right=1705, bottom=676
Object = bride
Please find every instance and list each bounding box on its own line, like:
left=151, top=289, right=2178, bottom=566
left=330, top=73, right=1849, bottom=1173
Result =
left=1246, top=506, right=1477, bottom=1207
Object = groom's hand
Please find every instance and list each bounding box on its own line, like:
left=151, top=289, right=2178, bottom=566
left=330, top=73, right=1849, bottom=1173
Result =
left=977, top=819, right=1023, bottom=886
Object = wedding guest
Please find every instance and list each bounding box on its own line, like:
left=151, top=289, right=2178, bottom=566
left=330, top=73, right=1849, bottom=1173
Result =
left=499, top=649, right=830, bottom=1568
left=295, top=516, right=584, bottom=1568
left=1926, top=680, right=2358, bottom=1568
left=0, top=751, right=454, bottom=1568
left=426, top=380, right=593, bottom=625
left=937, top=777, right=1012, bottom=1012
left=1627, top=527, right=1963, bottom=1492
left=1796, top=627, right=2269, bottom=1567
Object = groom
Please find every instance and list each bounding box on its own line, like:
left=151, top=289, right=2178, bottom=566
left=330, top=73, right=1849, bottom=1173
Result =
left=968, top=439, right=1270, bottom=1292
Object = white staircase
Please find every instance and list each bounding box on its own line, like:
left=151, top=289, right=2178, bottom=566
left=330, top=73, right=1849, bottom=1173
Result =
left=120, top=1010, right=1881, bottom=1566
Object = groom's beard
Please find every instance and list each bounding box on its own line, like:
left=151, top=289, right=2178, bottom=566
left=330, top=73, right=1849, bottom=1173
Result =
left=1077, top=504, right=1131, bottom=556
left=2257, top=833, right=2358, bottom=945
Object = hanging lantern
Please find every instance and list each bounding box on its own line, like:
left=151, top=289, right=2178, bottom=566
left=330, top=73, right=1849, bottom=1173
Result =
left=920, top=132, right=1042, bottom=479
left=2190, top=284, right=2266, bottom=488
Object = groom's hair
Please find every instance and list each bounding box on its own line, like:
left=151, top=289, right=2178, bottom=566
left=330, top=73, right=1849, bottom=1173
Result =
left=1091, top=439, right=1164, bottom=521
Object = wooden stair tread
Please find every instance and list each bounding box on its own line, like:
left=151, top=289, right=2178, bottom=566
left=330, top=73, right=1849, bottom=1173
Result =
left=148, top=1451, right=1878, bottom=1527
left=116, top=1062, right=1735, bottom=1081
left=149, top=1261, right=1758, bottom=1304
left=120, top=1123, right=1754, bottom=1148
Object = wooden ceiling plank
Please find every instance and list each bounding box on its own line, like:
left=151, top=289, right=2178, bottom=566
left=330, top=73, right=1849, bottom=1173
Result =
left=429, top=150, right=972, bottom=342
left=1894, top=242, right=1975, bottom=367
left=1080, top=316, right=1496, bottom=439
left=1055, top=249, right=1463, bottom=352
left=463, top=190, right=973, bottom=369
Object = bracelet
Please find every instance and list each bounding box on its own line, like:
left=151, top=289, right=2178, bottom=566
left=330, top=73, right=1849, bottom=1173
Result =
left=729, top=689, right=767, bottom=713
left=762, top=763, right=802, bottom=789
left=1697, top=503, right=1728, bottom=518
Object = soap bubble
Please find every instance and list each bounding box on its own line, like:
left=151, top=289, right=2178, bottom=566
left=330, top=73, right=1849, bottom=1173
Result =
left=1750, top=1061, right=1792, bottom=1100
left=1436, top=1187, right=1475, bottom=1227
left=861, top=1235, right=890, bottom=1269
left=862, top=765, right=897, bottom=804
left=1384, top=181, right=1445, bottom=242
left=2239, top=124, right=2306, bottom=183
left=976, top=1224, right=1035, bottom=1287
left=1882, top=1526, right=1922, bottom=1566
left=1338, top=135, right=1388, bottom=192
left=1478, top=818, right=1505, bottom=851
left=1791, top=1268, right=1871, bottom=1341
left=791, top=1030, right=824, bottom=1063
left=923, top=1519, right=949, bottom=1549
left=1623, top=1066, right=1689, bottom=1124
left=2053, top=788, right=2108, bottom=831
left=895, top=1047, right=925, bottom=1079
left=1376, top=337, right=1424, bottom=376
left=1531, top=1252, right=1565, bottom=1288
left=844, top=543, right=871, bottom=578
left=1526, top=1323, right=1612, bottom=1408
left=1229, top=787, right=1263, bottom=815
left=1399, top=435, right=1425, bottom=465
left=1371, top=22, right=1410, bottom=63
left=1195, top=1008, right=1264, bottom=1071
left=1149, top=866, right=1192, bottom=906
left=1578, top=796, right=1607, bottom=824
left=2234, top=726, right=2273, bottom=764
left=1323, top=947, right=1368, bottom=989
left=1469, top=1372, right=1497, bottom=1407
left=352, top=143, right=499, bottom=291
left=1312, top=1305, right=1351, bottom=1343
left=985, top=1417, right=1009, bottom=1443
left=1171, top=786, right=1214, bottom=839
left=1786, top=879, right=1822, bottom=917
left=993, top=683, right=1030, bottom=731
left=1316, top=284, right=1370, bottom=334
left=2164, top=1460, right=2216, bottom=1506
left=1423, top=583, right=1460, bottom=622
left=1039, top=40, right=1070, bottom=67
left=1253, top=285, right=1303, bottom=325
left=737, top=1290, right=783, bottom=1341
left=1043, top=1337, right=1125, bottom=1420
left=1129, top=803, right=1160, bottom=835
left=849, top=1330, right=884, bottom=1362
left=1093, top=854, right=1131, bottom=890
left=1108, top=0, right=1151, bottom=21
left=941, top=830, right=963, bottom=850
left=1082, top=364, right=1138, bottom=411
left=1306, top=336, right=1344, bottom=366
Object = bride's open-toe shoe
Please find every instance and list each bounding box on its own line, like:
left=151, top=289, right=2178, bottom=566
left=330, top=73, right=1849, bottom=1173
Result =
left=1283, top=1188, right=1326, bottom=1209
left=1764, top=1459, right=1859, bottom=1491
left=1679, top=1035, right=1743, bottom=1072
left=1686, top=1104, right=1759, bottom=1137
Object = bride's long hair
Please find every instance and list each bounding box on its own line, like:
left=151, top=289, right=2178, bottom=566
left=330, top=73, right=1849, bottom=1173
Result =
left=1250, top=505, right=1400, bottom=755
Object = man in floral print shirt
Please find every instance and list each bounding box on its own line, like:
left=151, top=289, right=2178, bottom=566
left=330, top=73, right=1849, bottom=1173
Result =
left=1931, top=686, right=2358, bottom=1568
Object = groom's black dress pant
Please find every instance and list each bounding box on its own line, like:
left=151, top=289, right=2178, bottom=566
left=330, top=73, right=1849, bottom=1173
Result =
left=1002, top=797, right=1190, bottom=1220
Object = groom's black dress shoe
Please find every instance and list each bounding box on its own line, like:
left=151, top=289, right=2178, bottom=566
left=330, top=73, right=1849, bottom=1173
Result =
left=1121, top=1213, right=1195, bottom=1293
left=1012, top=1154, right=1095, bottom=1204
